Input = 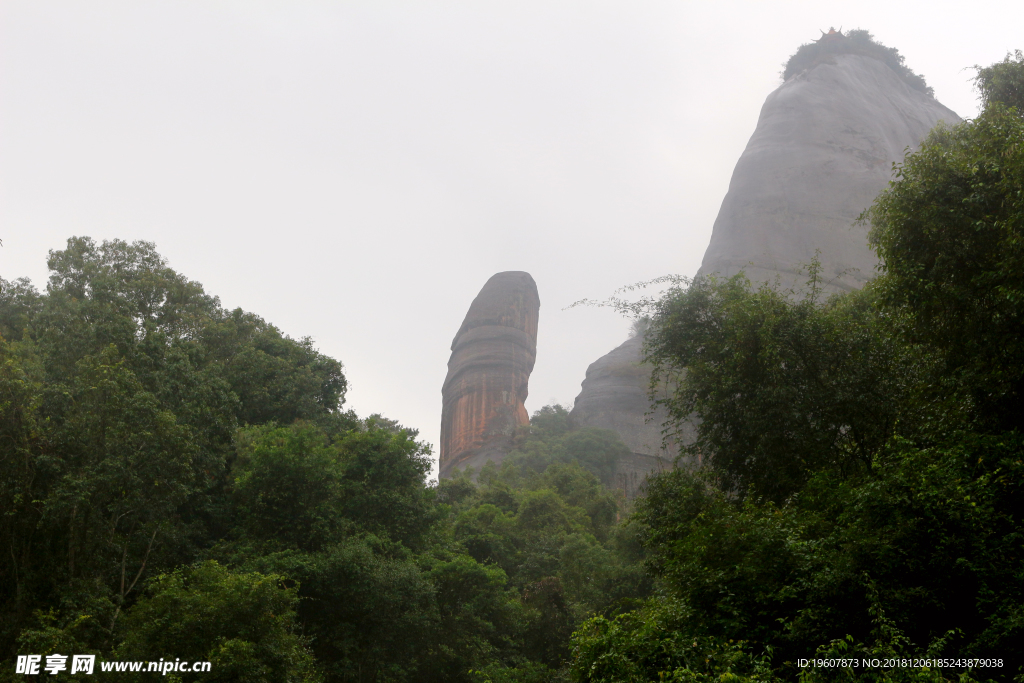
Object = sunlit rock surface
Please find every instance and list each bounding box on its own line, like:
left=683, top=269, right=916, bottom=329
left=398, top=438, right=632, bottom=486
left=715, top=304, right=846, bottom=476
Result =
left=439, top=272, right=540, bottom=479
left=698, top=53, right=959, bottom=291
left=571, top=53, right=959, bottom=493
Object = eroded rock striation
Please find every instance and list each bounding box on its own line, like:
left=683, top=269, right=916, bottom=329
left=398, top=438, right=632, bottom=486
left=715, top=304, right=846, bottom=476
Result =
left=698, top=52, right=959, bottom=291
left=439, top=272, right=540, bottom=479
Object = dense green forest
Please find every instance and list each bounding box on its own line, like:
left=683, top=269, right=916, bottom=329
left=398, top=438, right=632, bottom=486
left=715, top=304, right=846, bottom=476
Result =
left=1, top=52, right=1022, bottom=682
left=0, top=237, right=645, bottom=682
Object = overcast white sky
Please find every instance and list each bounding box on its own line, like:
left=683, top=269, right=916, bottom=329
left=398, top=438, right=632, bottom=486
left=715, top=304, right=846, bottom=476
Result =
left=2, top=1, right=1021, bottom=476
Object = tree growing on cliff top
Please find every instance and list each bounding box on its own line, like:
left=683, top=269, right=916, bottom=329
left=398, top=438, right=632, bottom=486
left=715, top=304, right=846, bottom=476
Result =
left=783, top=29, right=933, bottom=96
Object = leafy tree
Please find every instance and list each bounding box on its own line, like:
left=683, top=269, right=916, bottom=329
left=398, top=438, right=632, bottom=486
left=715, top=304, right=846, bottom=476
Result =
left=492, top=405, right=630, bottom=491
left=240, top=539, right=438, bottom=683
left=867, top=62, right=1024, bottom=433
left=229, top=416, right=435, bottom=555
left=0, top=340, right=203, bottom=655
left=35, top=237, right=350, bottom=441
left=974, top=50, right=1024, bottom=113
left=332, top=418, right=434, bottom=549
left=0, top=239, right=357, bottom=664
left=576, top=434, right=1024, bottom=679
left=220, top=415, right=518, bottom=683
left=115, top=561, right=320, bottom=682
left=0, top=341, right=47, bottom=650
left=0, top=278, right=42, bottom=342
left=212, top=310, right=348, bottom=429
left=526, top=405, right=572, bottom=443
left=569, top=52, right=1024, bottom=683
left=230, top=423, right=350, bottom=552
left=433, top=407, right=652, bottom=679
left=420, top=555, right=522, bottom=682
left=644, top=271, right=906, bottom=501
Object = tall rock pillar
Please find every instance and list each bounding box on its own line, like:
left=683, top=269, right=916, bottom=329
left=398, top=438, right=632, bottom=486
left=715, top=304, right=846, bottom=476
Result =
left=440, top=272, right=540, bottom=479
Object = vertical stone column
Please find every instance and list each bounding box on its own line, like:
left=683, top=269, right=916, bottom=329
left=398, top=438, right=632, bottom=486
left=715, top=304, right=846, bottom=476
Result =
left=439, top=272, right=539, bottom=479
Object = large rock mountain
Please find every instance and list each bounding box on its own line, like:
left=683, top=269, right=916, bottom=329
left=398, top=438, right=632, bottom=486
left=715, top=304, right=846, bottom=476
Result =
left=570, top=49, right=959, bottom=492
left=699, top=52, right=958, bottom=290
left=439, top=271, right=540, bottom=479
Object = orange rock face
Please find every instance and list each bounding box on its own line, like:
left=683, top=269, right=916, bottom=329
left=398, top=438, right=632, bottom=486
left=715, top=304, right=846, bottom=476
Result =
left=439, top=272, right=539, bottom=478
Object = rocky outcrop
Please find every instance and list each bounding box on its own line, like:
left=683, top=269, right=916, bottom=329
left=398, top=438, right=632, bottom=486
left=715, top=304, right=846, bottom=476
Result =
left=568, top=333, right=694, bottom=497
left=439, top=272, right=540, bottom=479
left=698, top=53, right=959, bottom=291
left=570, top=50, right=960, bottom=490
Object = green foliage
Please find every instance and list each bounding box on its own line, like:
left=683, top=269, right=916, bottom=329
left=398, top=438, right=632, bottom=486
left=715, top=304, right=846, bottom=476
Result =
left=0, top=239, right=359, bottom=663
left=1, top=241, right=641, bottom=682
left=470, top=660, right=568, bottom=683
left=571, top=601, right=779, bottom=683
left=331, top=417, right=435, bottom=548
left=435, top=407, right=652, bottom=678
left=867, top=85, right=1024, bottom=433
left=974, top=50, right=1024, bottom=113
left=422, top=554, right=521, bottom=678
left=485, top=405, right=630, bottom=491
left=36, top=237, right=351, bottom=440
left=570, top=433, right=1024, bottom=681
left=230, top=419, right=433, bottom=552
left=214, top=310, right=348, bottom=429
left=116, top=561, right=319, bottom=682
left=783, top=29, right=933, bottom=96
left=230, top=423, right=351, bottom=551
left=644, top=271, right=906, bottom=501
left=452, top=460, right=629, bottom=599
left=630, top=436, right=1024, bottom=662
left=240, top=538, right=438, bottom=683
left=526, top=404, right=573, bottom=443
left=0, top=277, right=41, bottom=342
left=570, top=52, right=1024, bottom=682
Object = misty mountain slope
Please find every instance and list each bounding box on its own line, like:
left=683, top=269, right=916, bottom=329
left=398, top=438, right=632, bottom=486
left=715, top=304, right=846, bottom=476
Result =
left=698, top=52, right=959, bottom=291
left=570, top=51, right=959, bottom=489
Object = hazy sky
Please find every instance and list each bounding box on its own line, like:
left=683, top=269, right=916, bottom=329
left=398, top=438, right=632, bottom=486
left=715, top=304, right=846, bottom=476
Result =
left=2, top=1, right=1021, bottom=477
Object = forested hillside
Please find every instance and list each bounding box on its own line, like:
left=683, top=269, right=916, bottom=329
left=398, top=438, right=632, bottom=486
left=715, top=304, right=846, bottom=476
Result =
left=2, top=51, right=1022, bottom=683
left=0, top=238, right=642, bottom=681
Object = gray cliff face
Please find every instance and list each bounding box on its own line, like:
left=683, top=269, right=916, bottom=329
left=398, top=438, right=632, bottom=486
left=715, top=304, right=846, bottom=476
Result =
left=571, top=53, right=959, bottom=493
left=698, top=53, right=959, bottom=291
left=568, top=334, right=695, bottom=497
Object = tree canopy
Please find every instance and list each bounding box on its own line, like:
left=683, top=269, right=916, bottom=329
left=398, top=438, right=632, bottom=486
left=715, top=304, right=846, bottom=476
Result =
left=0, top=238, right=643, bottom=682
